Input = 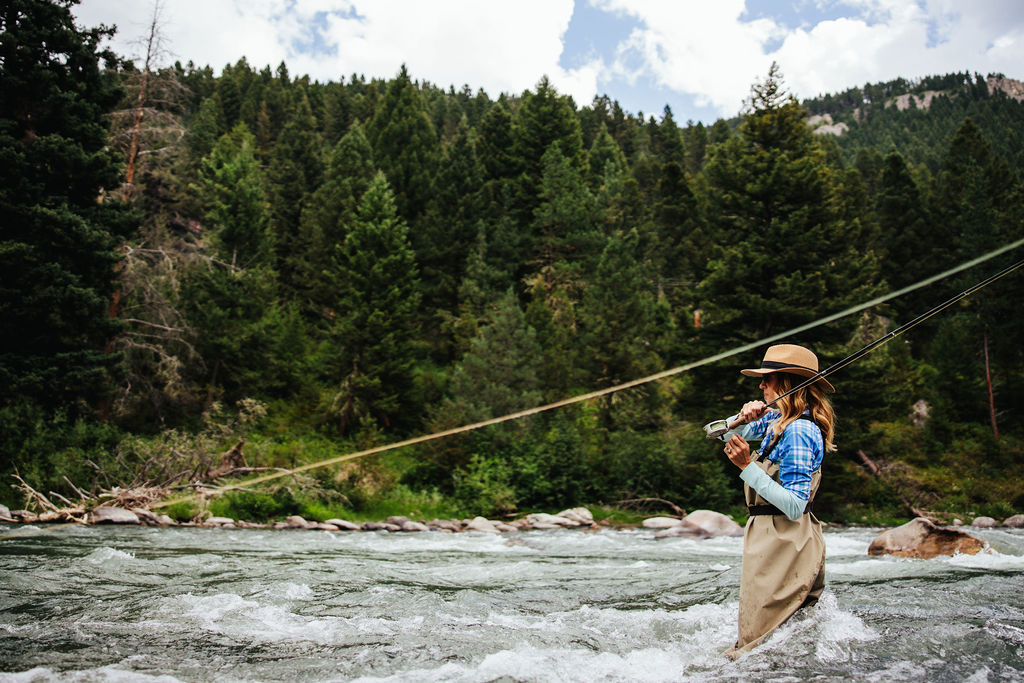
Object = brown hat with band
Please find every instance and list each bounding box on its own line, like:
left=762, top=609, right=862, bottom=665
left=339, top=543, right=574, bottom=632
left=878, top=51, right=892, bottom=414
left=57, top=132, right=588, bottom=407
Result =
left=741, top=343, right=835, bottom=393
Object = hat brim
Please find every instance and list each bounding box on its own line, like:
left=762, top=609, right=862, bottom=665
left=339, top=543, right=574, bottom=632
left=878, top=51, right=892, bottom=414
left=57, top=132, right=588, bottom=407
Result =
left=741, top=367, right=835, bottom=393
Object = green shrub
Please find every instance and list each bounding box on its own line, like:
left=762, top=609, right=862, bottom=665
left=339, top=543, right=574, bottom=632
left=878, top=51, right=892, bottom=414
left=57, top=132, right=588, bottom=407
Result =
left=161, top=499, right=201, bottom=522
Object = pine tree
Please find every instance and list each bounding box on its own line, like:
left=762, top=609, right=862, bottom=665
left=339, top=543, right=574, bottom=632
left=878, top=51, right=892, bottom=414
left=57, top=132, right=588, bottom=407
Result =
left=366, top=65, right=440, bottom=222
left=266, top=89, right=324, bottom=294
left=294, top=123, right=377, bottom=318
left=0, top=0, right=135, bottom=414
left=512, top=77, right=587, bottom=221
left=693, top=63, right=881, bottom=404
left=195, top=122, right=269, bottom=266
left=323, top=173, right=421, bottom=434
left=416, top=116, right=484, bottom=325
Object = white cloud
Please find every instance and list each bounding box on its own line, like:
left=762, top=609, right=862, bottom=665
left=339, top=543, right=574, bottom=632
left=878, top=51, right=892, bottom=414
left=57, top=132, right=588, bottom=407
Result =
left=71, top=0, right=1024, bottom=120
left=74, top=0, right=590, bottom=99
left=590, top=0, right=1024, bottom=117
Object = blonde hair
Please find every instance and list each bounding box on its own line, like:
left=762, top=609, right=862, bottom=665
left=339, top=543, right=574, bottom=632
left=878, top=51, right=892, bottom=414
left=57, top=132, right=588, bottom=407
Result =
left=767, top=373, right=836, bottom=452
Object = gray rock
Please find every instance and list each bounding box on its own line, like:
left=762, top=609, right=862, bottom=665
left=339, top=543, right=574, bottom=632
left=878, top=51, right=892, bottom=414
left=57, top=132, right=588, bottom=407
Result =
left=426, top=519, right=462, bottom=532
left=89, top=506, right=140, bottom=525
left=0, top=504, right=12, bottom=520
left=557, top=507, right=595, bottom=525
left=324, top=518, right=362, bottom=531
left=284, top=515, right=312, bottom=529
left=465, top=516, right=500, bottom=533
left=526, top=512, right=578, bottom=527
left=683, top=509, right=744, bottom=537
left=868, top=517, right=986, bottom=558
left=493, top=522, right=518, bottom=533
left=655, top=525, right=711, bottom=539
left=386, top=516, right=411, bottom=527
left=400, top=520, right=430, bottom=532
left=642, top=516, right=684, bottom=529
left=952, top=518, right=964, bottom=526
left=205, top=516, right=235, bottom=526
left=315, top=523, right=339, bottom=530
left=361, top=522, right=386, bottom=531
left=132, top=508, right=168, bottom=526
left=971, top=516, right=998, bottom=528
left=1002, top=514, right=1024, bottom=528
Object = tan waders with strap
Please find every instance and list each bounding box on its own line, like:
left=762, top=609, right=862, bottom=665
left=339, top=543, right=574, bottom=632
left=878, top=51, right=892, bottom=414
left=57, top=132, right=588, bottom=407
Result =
left=724, top=447, right=825, bottom=658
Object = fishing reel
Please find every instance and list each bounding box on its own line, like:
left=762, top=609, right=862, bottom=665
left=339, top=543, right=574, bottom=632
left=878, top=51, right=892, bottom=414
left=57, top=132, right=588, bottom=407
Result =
left=703, top=419, right=731, bottom=440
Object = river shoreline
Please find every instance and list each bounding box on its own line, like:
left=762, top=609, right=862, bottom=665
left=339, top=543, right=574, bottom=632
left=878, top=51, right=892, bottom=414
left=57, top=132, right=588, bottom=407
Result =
left=3, top=501, right=1022, bottom=537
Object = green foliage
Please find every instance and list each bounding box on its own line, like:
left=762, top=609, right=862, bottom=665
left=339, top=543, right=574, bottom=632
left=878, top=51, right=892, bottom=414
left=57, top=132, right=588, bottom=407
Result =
left=320, top=173, right=422, bottom=434
left=209, top=488, right=302, bottom=521
left=0, top=0, right=135, bottom=416
left=161, top=500, right=202, bottom=523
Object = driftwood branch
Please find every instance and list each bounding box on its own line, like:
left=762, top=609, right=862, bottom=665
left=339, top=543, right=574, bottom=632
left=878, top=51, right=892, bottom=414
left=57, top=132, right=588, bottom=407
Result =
left=615, top=497, right=687, bottom=518
left=855, top=450, right=928, bottom=519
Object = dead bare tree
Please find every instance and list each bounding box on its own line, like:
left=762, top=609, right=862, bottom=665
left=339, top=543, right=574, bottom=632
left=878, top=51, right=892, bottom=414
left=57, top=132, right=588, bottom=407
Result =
left=108, top=0, right=188, bottom=201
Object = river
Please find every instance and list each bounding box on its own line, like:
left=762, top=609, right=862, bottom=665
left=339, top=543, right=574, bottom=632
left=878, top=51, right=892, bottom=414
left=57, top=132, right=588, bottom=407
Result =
left=1, top=522, right=1022, bottom=681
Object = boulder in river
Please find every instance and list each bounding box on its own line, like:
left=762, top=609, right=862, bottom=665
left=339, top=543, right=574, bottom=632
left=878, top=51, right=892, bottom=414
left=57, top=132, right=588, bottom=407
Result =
left=324, top=518, right=362, bottom=531
left=206, top=516, right=236, bottom=527
left=284, top=515, right=313, bottom=529
left=465, top=516, right=500, bottom=533
left=0, top=504, right=13, bottom=521
left=526, top=512, right=579, bottom=528
left=556, top=508, right=595, bottom=526
left=868, top=517, right=986, bottom=558
left=643, top=516, right=684, bottom=529
left=1002, top=514, right=1024, bottom=528
left=683, top=509, right=744, bottom=537
left=971, top=516, right=997, bottom=528
left=400, top=520, right=431, bottom=532
left=89, top=506, right=140, bottom=525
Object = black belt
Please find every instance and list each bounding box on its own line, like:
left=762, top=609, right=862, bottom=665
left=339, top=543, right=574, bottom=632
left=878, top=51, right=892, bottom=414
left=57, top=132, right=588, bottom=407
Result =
left=747, top=500, right=814, bottom=516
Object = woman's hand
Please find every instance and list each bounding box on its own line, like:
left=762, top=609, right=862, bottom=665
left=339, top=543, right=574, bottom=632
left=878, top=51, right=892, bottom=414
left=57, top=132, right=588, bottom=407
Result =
left=738, top=400, right=766, bottom=425
left=724, top=435, right=752, bottom=470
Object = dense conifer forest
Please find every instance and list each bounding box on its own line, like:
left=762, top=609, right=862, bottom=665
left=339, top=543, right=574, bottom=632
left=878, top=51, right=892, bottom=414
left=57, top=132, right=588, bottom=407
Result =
left=2, top=0, right=1023, bottom=524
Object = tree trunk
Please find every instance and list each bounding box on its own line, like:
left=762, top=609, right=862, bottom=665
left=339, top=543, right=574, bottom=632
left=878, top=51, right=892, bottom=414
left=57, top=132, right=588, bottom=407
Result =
left=983, top=330, right=999, bottom=441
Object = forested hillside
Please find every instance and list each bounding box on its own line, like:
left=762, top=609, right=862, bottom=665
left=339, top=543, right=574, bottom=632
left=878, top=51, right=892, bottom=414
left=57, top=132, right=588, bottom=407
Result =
left=2, top=1, right=1023, bottom=524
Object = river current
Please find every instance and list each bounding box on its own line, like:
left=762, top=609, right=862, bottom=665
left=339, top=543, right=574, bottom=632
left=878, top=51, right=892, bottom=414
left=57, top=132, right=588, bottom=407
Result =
left=1, top=522, right=1022, bottom=682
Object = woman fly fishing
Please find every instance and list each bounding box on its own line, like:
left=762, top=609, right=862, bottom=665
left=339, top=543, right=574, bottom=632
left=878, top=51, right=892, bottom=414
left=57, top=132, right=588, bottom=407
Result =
left=716, top=343, right=837, bottom=657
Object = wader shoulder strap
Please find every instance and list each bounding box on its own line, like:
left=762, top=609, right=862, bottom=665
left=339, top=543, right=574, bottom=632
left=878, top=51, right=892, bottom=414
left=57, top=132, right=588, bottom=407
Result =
left=749, top=414, right=822, bottom=517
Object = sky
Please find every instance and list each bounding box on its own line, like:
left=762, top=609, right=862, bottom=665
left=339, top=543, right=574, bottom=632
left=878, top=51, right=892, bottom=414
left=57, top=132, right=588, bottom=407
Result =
left=73, top=0, right=1024, bottom=124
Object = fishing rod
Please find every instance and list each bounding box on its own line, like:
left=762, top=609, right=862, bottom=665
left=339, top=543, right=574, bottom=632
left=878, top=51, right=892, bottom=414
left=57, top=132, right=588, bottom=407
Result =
left=703, top=255, right=1024, bottom=439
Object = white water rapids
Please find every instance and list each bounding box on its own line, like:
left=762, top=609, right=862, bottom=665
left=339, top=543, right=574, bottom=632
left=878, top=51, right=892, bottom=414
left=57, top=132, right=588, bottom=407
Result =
left=1, top=523, right=1022, bottom=681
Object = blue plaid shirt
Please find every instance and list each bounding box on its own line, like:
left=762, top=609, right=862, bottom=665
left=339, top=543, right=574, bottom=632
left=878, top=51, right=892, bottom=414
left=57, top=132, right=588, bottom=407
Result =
left=727, top=409, right=824, bottom=501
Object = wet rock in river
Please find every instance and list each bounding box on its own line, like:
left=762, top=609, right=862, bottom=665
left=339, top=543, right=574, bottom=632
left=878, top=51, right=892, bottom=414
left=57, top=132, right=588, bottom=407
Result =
left=205, top=516, right=235, bottom=527
left=88, top=506, right=140, bottom=525
left=1002, top=514, right=1024, bottom=528
left=868, top=517, right=986, bottom=558
left=465, top=516, right=501, bottom=533
left=0, top=504, right=12, bottom=521
left=556, top=508, right=595, bottom=526
left=653, top=510, right=744, bottom=539
left=325, top=518, right=362, bottom=531
left=642, top=516, right=684, bottom=529
left=526, top=512, right=579, bottom=528
left=284, top=515, right=314, bottom=529
left=971, top=516, right=997, bottom=528
left=400, top=520, right=431, bottom=532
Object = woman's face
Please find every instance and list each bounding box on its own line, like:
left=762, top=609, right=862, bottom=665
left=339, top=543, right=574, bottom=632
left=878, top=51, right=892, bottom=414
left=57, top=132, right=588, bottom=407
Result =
left=759, top=374, right=779, bottom=403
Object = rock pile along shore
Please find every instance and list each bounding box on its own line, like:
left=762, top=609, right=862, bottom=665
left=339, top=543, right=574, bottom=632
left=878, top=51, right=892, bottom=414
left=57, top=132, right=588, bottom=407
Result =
left=2, top=503, right=1022, bottom=548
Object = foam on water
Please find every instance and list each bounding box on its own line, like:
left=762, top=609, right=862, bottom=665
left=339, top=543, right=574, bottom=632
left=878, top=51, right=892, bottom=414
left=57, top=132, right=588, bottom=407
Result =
left=84, top=547, right=135, bottom=564
left=0, top=665, right=182, bottom=683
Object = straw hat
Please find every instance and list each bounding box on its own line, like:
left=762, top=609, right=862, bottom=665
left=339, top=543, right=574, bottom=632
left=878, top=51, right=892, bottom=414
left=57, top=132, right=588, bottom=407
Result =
left=741, top=343, right=835, bottom=393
